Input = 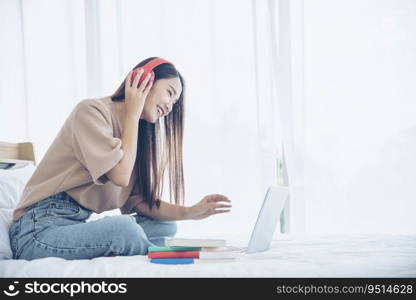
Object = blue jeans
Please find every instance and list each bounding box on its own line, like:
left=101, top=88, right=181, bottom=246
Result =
left=9, top=191, right=177, bottom=260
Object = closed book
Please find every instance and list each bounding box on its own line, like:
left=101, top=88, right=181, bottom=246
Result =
left=148, top=251, right=199, bottom=259
left=165, top=237, right=226, bottom=248
left=150, top=258, right=193, bottom=265
left=194, top=258, right=237, bottom=263
left=148, top=251, right=239, bottom=259
left=199, top=252, right=238, bottom=259
left=150, top=258, right=237, bottom=265
left=148, top=246, right=202, bottom=252
left=200, top=246, right=242, bottom=252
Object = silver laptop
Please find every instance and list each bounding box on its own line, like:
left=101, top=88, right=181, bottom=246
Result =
left=225, top=185, right=289, bottom=254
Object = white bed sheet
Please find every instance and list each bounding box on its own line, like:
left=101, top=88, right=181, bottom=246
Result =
left=1, top=233, right=415, bottom=278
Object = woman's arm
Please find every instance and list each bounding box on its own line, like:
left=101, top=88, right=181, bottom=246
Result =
left=107, top=69, right=153, bottom=187
left=133, top=197, right=189, bottom=221
left=131, top=194, right=232, bottom=221
left=106, top=115, right=139, bottom=187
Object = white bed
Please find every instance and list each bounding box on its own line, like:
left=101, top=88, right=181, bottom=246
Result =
left=1, top=231, right=415, bottom=278
left=1, top=165, right=415, bottom=278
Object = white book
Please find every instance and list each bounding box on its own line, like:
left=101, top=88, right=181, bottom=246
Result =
left=194, top=258, right=238, bottom=263
left=201, top=246, right=243, bottom=253
left=164, top=237, right=226, bottom=248
left=199, top=251, right=240, bottom=259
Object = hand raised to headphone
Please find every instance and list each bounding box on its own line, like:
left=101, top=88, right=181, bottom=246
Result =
left=124, top=68, right=154, bottom=120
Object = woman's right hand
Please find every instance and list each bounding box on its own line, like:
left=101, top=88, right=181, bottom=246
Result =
left=124, top=68, right=154, bottom=119
left=186, top=194, right=232, bottom=220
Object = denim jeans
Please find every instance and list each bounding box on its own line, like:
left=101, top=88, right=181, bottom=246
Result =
left=9, top=191, right=177, bottom=260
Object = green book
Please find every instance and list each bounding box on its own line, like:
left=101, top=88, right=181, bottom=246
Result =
left=148, top=246, right=202, bottom=252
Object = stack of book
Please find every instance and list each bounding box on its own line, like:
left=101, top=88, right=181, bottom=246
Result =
left=148, top=237, right=239, bottom=265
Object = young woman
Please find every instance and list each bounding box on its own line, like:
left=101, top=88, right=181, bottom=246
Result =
left=9, top=57, right=232, bottom=260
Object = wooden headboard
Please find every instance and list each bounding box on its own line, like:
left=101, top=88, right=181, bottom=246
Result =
left=0, top=141, right=36, bottom=170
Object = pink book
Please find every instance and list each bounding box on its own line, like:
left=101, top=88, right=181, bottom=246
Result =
left=148, top=251, right=238, bottom=259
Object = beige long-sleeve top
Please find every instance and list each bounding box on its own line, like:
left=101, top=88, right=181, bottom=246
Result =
left=12, top=96, right=143, bottom=221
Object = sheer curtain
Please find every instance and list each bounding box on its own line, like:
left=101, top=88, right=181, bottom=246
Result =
left=0, top=0, right=282, bottom=237
left=5, top=0, right=411, bottom=237
left=280, top=0, right=416, bottom=234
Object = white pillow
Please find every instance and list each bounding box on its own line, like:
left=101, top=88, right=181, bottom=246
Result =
left=0, top=208, right=13, bottom=260
left=0, top=164, right=36, bottom=208
left=0, top=165, right=36, bottom=260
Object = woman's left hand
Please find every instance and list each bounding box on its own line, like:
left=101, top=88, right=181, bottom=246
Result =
left=186, top=194, right=232, bottom=220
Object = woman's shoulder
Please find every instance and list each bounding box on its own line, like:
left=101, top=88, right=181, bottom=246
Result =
left=75, top=96, right=111, bottom=112
left=72, top=97, right=113, bottom=121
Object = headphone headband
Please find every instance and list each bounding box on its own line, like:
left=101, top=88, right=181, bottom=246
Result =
left=143, top=58, right=174, bottom=70
left=130, top=57, right=174, bottom=86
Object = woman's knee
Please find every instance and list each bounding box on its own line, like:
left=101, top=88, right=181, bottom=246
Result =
left=145, top=221, right=177, bottom=247
left=160, top=221, right=177, bottom=237
left=109, top=216, right=152, bottom=255
left=132, top=214, right=177, bottom=238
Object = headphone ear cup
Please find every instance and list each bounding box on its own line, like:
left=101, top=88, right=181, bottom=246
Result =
left=145, top=71, right=155, bottom=89
left=129, top=60, right=161, bottom=87
left=130, top=68, right=143, bottom=86
left=138, top=69, right=154, bottom=87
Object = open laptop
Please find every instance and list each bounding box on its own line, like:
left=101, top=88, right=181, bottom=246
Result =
left=224, top=185, right=289, bottom=254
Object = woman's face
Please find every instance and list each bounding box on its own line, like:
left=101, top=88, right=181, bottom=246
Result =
left=140, top=76, right=182, bottom=123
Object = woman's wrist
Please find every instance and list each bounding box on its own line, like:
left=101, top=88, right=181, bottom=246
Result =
left=124, top=113, right=140, bottom=123
left=182, top=205, right=192, bottom=220
left=134, top=199, right=192, bottom=221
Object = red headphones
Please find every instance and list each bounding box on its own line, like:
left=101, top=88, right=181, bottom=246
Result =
left=130, top=58, right=174, bottom=87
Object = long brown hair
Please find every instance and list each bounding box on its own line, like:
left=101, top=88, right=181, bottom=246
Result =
left=111, top=57, right=185, bottom=211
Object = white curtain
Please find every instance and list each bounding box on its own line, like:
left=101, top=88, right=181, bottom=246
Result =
left=280, top=0, right=416, bottom=234
left=3, top=0, right=414, bottom=237
left=0, top=0, right=281, bottom=237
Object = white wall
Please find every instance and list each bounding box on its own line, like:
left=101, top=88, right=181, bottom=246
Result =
left=303, top=0, right=416, bottom=233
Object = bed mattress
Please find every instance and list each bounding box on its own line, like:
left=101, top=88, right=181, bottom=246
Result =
left=1, top=233, right=415, bottom=278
